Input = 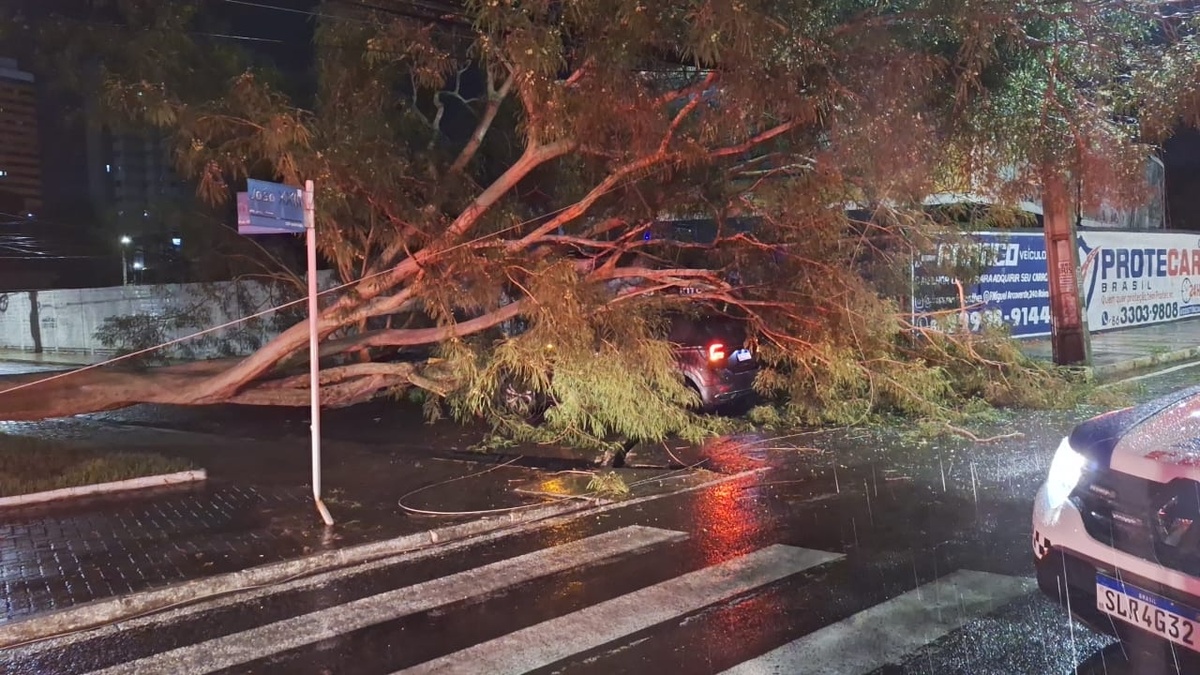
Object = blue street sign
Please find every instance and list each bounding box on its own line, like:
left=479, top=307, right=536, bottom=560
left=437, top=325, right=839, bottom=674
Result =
left=237, top=179, right=306, bottom=234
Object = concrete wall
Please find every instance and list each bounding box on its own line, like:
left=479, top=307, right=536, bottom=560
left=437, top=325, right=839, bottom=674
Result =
left=0, top=273, right=336, bottom=358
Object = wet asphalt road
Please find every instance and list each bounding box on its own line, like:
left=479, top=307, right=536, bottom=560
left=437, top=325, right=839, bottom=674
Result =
left=1, top=363, right=1199, bottom=673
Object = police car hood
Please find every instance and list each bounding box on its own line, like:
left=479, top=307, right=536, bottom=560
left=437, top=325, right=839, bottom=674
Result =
left=1069, top=385, right=1200, bottom=483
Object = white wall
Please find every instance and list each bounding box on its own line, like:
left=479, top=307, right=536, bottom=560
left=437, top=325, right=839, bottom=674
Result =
left=0, top=272, right=337, bottom=358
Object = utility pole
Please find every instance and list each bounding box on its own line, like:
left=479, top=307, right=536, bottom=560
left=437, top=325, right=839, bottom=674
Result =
left=1042, top=170, right=1091, bottom=366
left=120, top=235, right=131, bottom=286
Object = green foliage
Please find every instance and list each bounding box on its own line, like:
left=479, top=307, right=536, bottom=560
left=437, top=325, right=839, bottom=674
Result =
left=438, top=265, right=725, bottom=455
left=93, top=313, right=181, bottom=365
left=467, top=433, right=519, bottom=454
left=586, top=471, right=631, bottom=500
left=0, top=434, right=194, bottom=497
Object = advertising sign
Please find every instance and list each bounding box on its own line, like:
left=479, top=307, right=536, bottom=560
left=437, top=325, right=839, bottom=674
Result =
left=1078, top=230, right=1200, bottom=330
left=912, top=231, right=1051, bottom=338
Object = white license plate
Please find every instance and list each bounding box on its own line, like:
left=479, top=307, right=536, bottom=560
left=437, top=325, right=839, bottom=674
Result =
left=1097, top=574, right=1200, bottom=652
left=732, top=349, right=752, bottom=362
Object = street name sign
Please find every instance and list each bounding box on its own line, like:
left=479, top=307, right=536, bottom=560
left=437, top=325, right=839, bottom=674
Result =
left=237, top=179, right=306, bottom=234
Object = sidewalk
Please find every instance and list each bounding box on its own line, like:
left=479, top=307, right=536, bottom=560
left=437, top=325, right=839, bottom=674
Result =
left=1020, top=317, right=1200, bottom=377
left=0, top=349, right=105, bottom=368
left=0, top=413, right=729, bottom=632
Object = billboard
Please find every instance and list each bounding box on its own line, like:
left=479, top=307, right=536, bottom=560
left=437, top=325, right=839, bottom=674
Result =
left=912, top=231, right=1051, bottom=338
left=1078, top=230, right=1200, bottom=330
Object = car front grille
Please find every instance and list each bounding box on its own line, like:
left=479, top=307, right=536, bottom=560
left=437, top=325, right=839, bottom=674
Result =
left=1074, top=471, right=1200, bottom=577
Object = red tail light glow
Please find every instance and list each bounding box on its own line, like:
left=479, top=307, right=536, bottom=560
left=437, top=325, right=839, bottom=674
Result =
left=708, top=342, right=726, bottom=362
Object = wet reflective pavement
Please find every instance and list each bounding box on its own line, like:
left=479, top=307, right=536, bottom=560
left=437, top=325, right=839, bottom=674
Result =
left=0, top=365, right=1197, bottom=673
left=0, top=485, right=316, bottom=622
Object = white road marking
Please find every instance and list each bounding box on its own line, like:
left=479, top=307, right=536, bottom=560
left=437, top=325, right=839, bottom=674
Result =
left=6, top=468, right=768, bottom=658
left=86, top=525, right=686, bottom=675
left=720, top=569, right=1035, bottom=675
left=1108, top=358, right=1200, bottom=386
left=395, top=544, right=844, bottom=675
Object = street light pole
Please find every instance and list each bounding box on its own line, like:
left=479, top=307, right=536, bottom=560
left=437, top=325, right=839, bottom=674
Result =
left=120, top=235, right=131, bottom=286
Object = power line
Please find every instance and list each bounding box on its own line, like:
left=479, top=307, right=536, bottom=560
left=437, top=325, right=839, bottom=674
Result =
left=37, top=2, right=475, bottom=58
left=220, top=0, right=362, bottom=23
left=217, top=0, right=471, bottom=28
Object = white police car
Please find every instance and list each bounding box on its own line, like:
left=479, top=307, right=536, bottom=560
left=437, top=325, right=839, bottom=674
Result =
left=1034, top=386, right=1200, bottom=661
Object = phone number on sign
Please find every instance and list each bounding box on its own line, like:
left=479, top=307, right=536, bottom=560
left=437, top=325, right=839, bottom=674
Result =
left=968, top=306, right=1052, bottom=331
left=922, top=305, right=1050, bottom=333
left=1103, top=303, right=1180, bottom=327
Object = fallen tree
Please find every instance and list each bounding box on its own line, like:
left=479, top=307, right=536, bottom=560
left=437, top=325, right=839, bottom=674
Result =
left=3, top=0, right=1196, bottom=447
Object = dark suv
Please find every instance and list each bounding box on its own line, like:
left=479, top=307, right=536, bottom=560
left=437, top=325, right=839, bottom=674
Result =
left=666, top=313, right=758, bottom=410
left=499, top=312, right=759, bottom=417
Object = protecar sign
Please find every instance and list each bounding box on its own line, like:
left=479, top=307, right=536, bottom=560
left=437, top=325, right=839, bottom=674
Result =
left=1078, top=231, right=1200, bottom=330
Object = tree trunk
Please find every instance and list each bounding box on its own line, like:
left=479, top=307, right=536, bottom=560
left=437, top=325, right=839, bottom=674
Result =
left=0, top=360, right=418, bottom=421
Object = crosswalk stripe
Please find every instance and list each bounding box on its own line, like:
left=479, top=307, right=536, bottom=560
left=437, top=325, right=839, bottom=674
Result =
left=394, top=543, right=844, bottom=675
left=719, top=569, right=1035, bottom=675
left=85, top=525, right=686, bottom=675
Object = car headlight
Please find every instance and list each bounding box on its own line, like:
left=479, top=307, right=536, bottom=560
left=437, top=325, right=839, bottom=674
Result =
left=1046, top=436, right=1088, bottom=507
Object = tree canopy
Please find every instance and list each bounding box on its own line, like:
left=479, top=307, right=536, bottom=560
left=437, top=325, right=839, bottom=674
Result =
left=3, top=0, right=1199, bottom=450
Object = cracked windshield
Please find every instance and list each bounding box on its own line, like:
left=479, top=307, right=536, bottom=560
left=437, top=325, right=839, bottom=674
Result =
left=4, top=0, right=1200, bottom=673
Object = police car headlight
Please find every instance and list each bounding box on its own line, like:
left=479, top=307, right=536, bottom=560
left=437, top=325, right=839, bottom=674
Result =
left=1046, top=437, right=1087, bottom=507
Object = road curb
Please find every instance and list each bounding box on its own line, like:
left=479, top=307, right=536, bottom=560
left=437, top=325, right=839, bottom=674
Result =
left=0, top=466, right=768, bottom=650
left=0, top=470, right=207, bottom=509
left=1092, top=345, right=1200, bottom=381
left=0, top=353, right=102, bottom=368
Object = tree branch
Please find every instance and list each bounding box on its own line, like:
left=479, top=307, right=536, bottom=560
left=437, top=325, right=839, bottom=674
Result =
left=186, top=135, right=576, bottom=402
left=449, top=68, right=515, bottom=174
left=562, top=56, right=595, bottom=87
left=710, top=120, right=801, bottom=158
left=321, top=298, right=529, bottom=355
left=259, top=362, right=416, bottom=390
left=659, top=71, right=718, bottom=154
left=444, top=138, right=578, bottom=247
left=228, top=372, right=409, bottom=408
left=510, top=152, right=673, bottom=251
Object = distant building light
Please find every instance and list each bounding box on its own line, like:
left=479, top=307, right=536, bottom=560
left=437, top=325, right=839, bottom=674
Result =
left=143, top=210, right=149, bottom=217
left=120, top=235, right=132, bottom=245
left=0, top=170, right=7, bottom=177
left=132, top=261, right=144, bottom=271
left=171, top=237, right=182, bottom=247
left=26, top=213, right=33, bottom=218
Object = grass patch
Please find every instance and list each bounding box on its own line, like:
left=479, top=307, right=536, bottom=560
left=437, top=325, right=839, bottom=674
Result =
left=586, top=471, right=631, bottom=500
left=0, top=434, right=196, bottom=498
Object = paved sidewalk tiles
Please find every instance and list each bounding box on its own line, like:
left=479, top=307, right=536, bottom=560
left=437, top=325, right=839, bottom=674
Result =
left=0, top=485, right=316, bottom=624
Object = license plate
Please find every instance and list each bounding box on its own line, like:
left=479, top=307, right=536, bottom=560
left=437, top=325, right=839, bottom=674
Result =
left=732, top=349, right=752, bottom=362
left=1097, top=574, right=1200, bottom=652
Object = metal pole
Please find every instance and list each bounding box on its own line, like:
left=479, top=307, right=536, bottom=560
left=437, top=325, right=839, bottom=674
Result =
left=121, top=249, right=128, bottom=286
left=305, top=179, right=334, bottom=526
